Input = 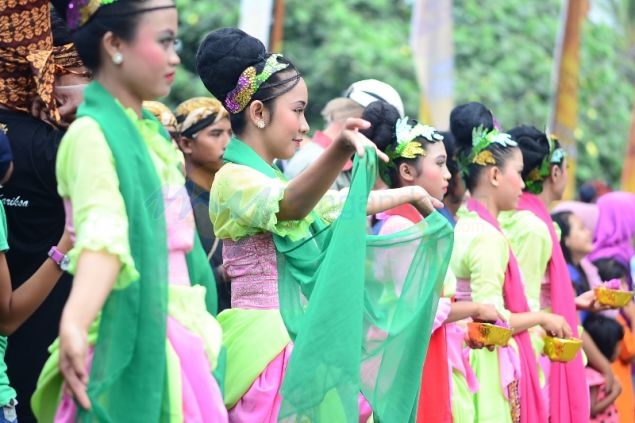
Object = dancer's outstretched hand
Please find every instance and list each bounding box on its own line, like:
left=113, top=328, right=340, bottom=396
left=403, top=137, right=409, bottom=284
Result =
left=334, top=118, right=389, bottom=163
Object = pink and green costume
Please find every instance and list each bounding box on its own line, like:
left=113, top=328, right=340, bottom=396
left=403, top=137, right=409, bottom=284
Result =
left=211, top=138, right=454, bottom=422
left=451, top=199, right=547, bottom=423
left=31, top=82, right=227, bottom=422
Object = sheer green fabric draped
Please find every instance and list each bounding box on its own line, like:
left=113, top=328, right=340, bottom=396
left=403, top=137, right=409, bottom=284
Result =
left=223, top=138, right=454, bottom=422
left=75, top=82, right=217, bottom=422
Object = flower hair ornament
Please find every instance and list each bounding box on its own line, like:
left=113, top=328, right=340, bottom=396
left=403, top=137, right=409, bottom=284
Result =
left=67, top=0, right=115, bottom=30
left=379, top=117, right=443, bottom=185
left=458, top=126, right=517, bottom=175
left=525, top=130, right=566, bottom=194
left=67, top=0, right=176, bottom=31
left=224, top=54, right=289, bottom=114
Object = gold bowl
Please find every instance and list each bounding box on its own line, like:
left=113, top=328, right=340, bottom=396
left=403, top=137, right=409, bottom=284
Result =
left=467, top=322, right=512, bottom=347
left=594, top=287, right=634, bottom=308
left=543, top=336, right=582, bottom=362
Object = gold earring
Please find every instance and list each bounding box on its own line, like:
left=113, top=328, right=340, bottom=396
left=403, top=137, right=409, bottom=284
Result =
left=256, top=120, right=266, bottom=129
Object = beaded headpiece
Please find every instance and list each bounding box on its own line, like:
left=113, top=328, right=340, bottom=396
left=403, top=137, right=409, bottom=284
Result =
left=458, top=126, right=517, bottom=175
left=67, top=0, right=115, bottom=30
left=525, top=130, right=566, bottom=194
left=379, top=117, right=443, bottom=185
left=223, top=54, right=289, bottom=114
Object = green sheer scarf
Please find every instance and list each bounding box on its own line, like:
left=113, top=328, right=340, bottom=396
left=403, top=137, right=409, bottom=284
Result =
left=76, top=81, right=217, bottom=422
left=223, top=138, right=454, bottom=422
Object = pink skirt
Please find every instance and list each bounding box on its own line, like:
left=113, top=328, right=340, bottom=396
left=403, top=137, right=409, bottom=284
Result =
left=228, top=343, right=373, bottom=423
left=54, top=317, right=227, bottom=422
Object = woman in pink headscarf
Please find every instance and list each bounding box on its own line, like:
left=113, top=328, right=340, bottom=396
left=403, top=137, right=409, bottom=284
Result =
left=588, top=192, right=635, bottom=288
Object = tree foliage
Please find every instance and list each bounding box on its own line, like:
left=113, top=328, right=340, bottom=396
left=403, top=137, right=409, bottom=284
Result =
left=170, top=0, right=635, bottom=186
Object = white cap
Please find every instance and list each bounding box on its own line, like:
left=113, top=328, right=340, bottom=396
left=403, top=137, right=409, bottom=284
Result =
left=343, top=79, right=405, bottom=117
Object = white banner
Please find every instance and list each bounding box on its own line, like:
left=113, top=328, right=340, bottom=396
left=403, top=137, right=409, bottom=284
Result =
left=410, top=0, right=454, bottom=129
left=239, top=0, right=275, bottom=48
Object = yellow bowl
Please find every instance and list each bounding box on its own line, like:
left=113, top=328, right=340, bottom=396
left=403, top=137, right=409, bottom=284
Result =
left=467, top=322, right=512, bottom=347
left=543, top=336, right=582, bottom=362
left=594, top=287, right=634, bottom=308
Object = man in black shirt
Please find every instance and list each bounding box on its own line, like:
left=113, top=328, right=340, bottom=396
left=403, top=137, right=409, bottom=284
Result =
left=0, top=7, right=89, bottom=421
left=175, top=97, right=232, bottom=311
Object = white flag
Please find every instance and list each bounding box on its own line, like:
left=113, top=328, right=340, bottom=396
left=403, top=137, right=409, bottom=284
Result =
left=239, top=0, right=275, bottom=48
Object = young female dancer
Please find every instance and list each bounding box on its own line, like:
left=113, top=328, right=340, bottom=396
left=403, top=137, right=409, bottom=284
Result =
left=197, top=27, right=453, bottom=423
left=362, top=101, right=503, bottom=422
left=499, top=125, right=588, bottom=422
left=32, top=1, right=227, bottom=421
left=450, top=102, right=569, bottom=423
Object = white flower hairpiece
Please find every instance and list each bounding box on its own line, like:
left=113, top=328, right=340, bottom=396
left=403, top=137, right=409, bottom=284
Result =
left=395, top=117, right=444, bottom=146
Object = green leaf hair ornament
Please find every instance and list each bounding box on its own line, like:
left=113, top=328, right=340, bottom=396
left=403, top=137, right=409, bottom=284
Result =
left=525, top=130, right=567, bottom=194
left=379, top=118, right=443, bottom=186
left=458, top=126, right=517, bottom=176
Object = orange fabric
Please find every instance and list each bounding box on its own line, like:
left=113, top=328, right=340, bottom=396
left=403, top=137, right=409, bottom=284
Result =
left=612, top=314, right=635, bottom=423
left=417, top=327, right=452, bottom=423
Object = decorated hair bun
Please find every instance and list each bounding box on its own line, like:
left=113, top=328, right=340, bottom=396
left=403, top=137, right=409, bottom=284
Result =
left=196, top=28, right=267, bottom=103
left=450, top=102, right=494, bottom=152
left=360, top=101, right=400, bottom=152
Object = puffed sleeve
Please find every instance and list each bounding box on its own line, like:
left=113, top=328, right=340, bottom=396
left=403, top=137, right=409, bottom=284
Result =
left=500, top=211, right=552, bottom=312
left=56, top=117, right=138, bottom=288
left=210, top=164, right=345, bottom=241
left=465, top=230, right=512, bottom=321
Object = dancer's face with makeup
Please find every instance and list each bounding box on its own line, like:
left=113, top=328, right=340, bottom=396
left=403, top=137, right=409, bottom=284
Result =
left=107, top=0, right=180, bottom=101
left=409, top=142, right=452, bottom=201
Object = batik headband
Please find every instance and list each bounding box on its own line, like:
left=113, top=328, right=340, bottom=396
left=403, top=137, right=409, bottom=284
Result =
left=525, top=130, right=566, bottom=194
left=179, top=105, right=229, bottom=139
left=175, top=97, right=218, bottom=123
left=0, top=1, right=57, bottom=119
left=143, top=101, right=177, bottom=133
left=223, top=54, right=289, bottom=114
left=53, top=43, right=86, bottom=74
left=458, top=126, right=517, bottom=174
left=379, top=118, right=443, bottom=186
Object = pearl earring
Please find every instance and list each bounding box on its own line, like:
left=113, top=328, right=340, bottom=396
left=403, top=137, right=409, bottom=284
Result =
left=256, top=120, right=266, bottom=129
left=112, top=52, right=124, bottom=65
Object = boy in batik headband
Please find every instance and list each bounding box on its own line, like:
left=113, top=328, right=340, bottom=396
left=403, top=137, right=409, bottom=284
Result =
left=363, top=101, right=503, bottom=423
left=450, top=103, right=570, bottom=423
left=31, top=1, right=227, bottom=422
left=197, top=27, right=453, bottom=423
left=174, top=96, right=233, bottom=312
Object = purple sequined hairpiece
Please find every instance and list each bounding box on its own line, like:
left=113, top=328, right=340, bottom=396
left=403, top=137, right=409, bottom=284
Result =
left=224, top=68, right=256, bottom=114
left=223, top=54, right=290, bottom=114
left=67, top=0, right=115, bottom=30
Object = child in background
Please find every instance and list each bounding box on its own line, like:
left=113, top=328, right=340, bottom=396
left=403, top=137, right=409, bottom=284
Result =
left=595, top=258, right=635, bottom=423
left=584, top=313, right=624, bottom=422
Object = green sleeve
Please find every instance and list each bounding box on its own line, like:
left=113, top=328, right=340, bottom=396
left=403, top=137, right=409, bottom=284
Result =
left=500, top=211, right=552, bottom=312
left=56, top=117, right=138, bottom=288
left=210, top=163, right=335, bottom=242
left=464, top=222, right=512, bottom=321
